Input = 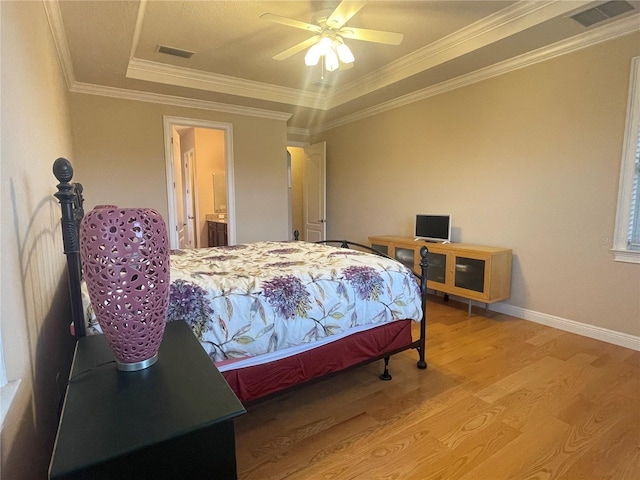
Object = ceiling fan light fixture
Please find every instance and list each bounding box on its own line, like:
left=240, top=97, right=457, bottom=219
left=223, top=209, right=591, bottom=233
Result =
left=336, top=40, right=354, bottom=64
left=304, top=43, right=322, bottom=66
left=317, top=36, right=333, bottom=56
left=262, top=1, right=403, bottom=71
left=325, top=49, right=340, bottom=72
left=305, top=35, right=353, bottom=71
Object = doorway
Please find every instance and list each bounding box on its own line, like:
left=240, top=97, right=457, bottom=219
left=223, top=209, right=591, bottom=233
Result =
left=163, top=116, right=235, bottom=249
left=180, top=147, right=197, bottom=249
left=287, top=142, right=326, bottom=242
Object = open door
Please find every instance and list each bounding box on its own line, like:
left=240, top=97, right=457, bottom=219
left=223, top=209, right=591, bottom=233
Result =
left=172, top=129, right=187, bottom=248
left=181, top=149, right=197, bottom=248
left=303, top=142, right=326, bottom=242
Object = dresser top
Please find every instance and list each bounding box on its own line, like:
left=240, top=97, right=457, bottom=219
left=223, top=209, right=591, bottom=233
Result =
left=369, top=235, right=511, bottom=253
left=49, top=321, right=246, bottom=478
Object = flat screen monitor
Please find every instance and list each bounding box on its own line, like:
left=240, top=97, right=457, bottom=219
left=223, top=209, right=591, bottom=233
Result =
left=415, top=214, right=451, bottom=243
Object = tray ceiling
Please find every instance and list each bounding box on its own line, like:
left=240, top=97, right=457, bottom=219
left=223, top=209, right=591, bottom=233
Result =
left=49, top=0, right=640, bottom=131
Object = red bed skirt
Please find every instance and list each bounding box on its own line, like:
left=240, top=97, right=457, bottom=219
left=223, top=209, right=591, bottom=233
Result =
left=222, top=320, right=414, bottom=404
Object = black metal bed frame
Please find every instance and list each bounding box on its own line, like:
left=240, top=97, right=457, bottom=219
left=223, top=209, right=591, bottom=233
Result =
left=53, top=157, right=86, bottom=337
left=315, top=239, right=428, bottom=373
left=53, top=157, right=428, bottom=380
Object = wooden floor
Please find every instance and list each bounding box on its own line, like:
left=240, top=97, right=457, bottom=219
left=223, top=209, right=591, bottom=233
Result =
left=234, top=298, right=640, bottom=480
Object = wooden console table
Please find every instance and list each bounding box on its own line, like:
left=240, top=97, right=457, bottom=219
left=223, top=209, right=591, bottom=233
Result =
left=369, top=235, right=512, bottom=314
left=49, top=321, right=246, bottom=480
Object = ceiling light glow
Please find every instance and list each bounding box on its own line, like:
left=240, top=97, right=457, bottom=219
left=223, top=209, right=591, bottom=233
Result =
left=305, top=34, right=353, bottom=72
left=336, top=41, right=354, bottom=64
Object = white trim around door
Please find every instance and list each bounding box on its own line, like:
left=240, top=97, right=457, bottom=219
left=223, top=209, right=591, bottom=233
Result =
left=163, top=116, right=236, bottom=248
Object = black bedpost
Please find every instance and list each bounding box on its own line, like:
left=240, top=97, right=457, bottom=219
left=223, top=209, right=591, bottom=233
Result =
left=417, top=246, right=428, bottom=369
left=73, top=183, right=85, bottom=227
left=53, top=158, right=86, bottom=337
left=379, top=356, right=392, bottom=381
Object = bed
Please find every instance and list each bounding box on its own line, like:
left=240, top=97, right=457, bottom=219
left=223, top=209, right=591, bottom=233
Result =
left=53, top=157, right=428, bottom=404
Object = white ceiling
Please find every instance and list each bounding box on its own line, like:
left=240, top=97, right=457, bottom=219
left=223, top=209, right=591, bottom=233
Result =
left=48, top=1, right=640, bottom=132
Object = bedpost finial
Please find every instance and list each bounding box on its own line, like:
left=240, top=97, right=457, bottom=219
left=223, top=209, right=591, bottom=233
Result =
left=53, top=157, right=73, bottom=183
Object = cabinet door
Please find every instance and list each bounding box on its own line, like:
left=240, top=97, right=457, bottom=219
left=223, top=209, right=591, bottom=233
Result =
left=371, top=243, right=389, bottom=256
left=217, top=222, right=228, bottom=247
left=393, top=246, right=415, bottom=272
left=208, top=222, right=216, bottom=248
left=454, top=257, right=485, bottom=291
left=426, top=251, right=447, bottom=287
left=450, top=253, right=490, bottom=300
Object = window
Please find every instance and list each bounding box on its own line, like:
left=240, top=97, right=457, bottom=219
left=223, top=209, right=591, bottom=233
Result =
left=1, top=326, right=22, bottom=429
left=613, top=56, right=640, bottom=263
left=629, top=134, right=640, bottom=249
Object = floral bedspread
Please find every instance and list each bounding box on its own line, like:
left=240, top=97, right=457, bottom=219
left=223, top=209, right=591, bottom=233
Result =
left=167, top=241, right=422, bottom=363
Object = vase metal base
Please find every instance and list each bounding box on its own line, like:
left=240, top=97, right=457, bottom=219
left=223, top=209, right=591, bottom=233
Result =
left=116, top=353, right=158, bottom=372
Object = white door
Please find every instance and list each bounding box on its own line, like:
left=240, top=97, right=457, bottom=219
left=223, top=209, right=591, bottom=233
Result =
left=172, top=130, right=187, bottom=248
left=304, top=142, right=326, bottom=242
left=181, top=149, right=196, bottom=248
left=287, top=150, right=293, bottom=240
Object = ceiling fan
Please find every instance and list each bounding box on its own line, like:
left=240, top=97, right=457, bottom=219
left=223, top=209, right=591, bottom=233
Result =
left=260, top=0, right=403, bottom=72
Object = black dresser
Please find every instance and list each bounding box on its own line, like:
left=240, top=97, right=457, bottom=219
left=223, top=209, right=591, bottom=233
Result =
left=49, top=321, right=246, bottom=480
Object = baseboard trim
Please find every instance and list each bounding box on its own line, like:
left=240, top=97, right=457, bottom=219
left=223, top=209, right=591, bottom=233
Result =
left=488, top=302, right=640, bottom=352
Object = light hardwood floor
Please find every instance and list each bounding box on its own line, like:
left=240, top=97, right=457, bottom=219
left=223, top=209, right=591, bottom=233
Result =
left=234, top=298, right=640, bottom=480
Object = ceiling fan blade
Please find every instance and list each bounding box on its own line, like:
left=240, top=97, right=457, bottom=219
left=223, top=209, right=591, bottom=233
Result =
left=272, top=35, right=321, bottom=61
left=340, top=26, right=403, bottom=45
left=260, top=13, right=322, bottom=33
left=326, top=0, right=368, bottom=29
left=338, top=60, right=354, bottom=71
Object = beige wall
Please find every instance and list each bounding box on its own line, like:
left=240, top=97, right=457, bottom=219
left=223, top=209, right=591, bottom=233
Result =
left=67, top=94, right=290, bottom=244
left=315, top=33, right=640, bottom=338
left=1, top=1, right=78, bottom=477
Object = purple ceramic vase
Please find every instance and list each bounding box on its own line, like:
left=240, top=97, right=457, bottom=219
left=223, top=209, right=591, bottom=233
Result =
left=80, top=207, right=170, bottom=371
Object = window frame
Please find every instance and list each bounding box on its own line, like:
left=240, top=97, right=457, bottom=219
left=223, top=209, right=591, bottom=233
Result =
left=0, top=328, right=6, bottom=388
left=612, top=56, right=640, bottom=264
left=0, top=326, right=22, bottom=429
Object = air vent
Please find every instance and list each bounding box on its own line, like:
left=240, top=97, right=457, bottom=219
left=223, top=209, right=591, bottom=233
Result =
left=571, top=1, right=635, bottom=27
left=156, top=45, right=195, bottom=59
left=313, top=78, right=337, bottom=89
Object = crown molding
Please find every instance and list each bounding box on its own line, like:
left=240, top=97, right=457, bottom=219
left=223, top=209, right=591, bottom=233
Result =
left=287, top=126, right=311, bottom=137
left=311, top=15, right=640, bottom=135
left=126, top=58, right=328, bottom=110
left=122, top=1, right=588, bottom=112
left=42, top=0, right=76, bottom=89
left=69, top=82, right=292, bottom=121
left=326, top=0, right=587, bottom=109
left=128, top=0, right=147, bottom=61
left=44, top=0, right=292, bottom=121
left=44, top=0, right=639, bottom=132
left=286, top=126, right=311, bottom=146
left=126, top=0, right=321, bottom=108
left=45, top=0, right=594, bottom=112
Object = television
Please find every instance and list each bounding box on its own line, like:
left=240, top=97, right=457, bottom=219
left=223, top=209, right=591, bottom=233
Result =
left=415, top=214, right=452, bottom=243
